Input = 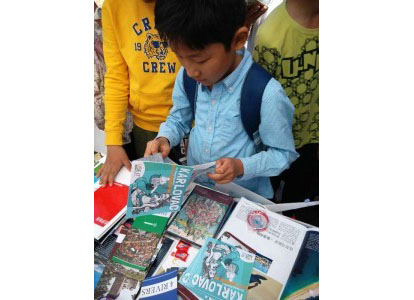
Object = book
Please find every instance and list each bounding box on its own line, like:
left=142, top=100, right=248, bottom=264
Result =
left=178, top=283, right=199, bottom=300
left=94, top=182, right=129, bottom=240
left=217, top=197, right=319, bottom=300
left=179, top=237, right=255, bottom=300
left=127, top=161, right=193, bottom=218
left=167, top=185, right=233, bottom=247
left=94, top=260, right=146, bottom=300
left=111, top=214, right=169, bottom=272
left=137, top=269, right=178, bottom=300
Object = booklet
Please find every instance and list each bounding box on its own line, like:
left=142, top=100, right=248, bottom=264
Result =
left=137, top=269, right=178, bottom=300
left=217, top=197, right=319, bottom=300
left=167, top=185, right=233, bottom=247
left=111, top=214, right=169, bottom=272
left=179, top=237, right=255, bottom=300
left=127, top=161, right=193, bottom=218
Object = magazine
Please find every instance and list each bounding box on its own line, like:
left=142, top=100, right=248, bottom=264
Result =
left=179, top=237, right=255, bottom=300
left=167, top=185, right=233, bottom=246
left=137, top=269, right=178, bottom=300
left=217, top=197, right=319, bottom=300
left=127, top=161, right=193, bottom=218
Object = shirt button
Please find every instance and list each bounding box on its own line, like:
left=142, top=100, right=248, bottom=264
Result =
left=205, top=149, right=209, bottom=153
left=228, top=87, right=233, bottom=92
left=208, top=126, right=213, bottom=132
left=212, top=99, right=216, bottom=105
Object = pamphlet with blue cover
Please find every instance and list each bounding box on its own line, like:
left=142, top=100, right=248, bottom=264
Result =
left=127, top=161, right=194, bottom=218
left=137, top=269, right=178, bottom=300
left=179, top=237, right=255, bottom=300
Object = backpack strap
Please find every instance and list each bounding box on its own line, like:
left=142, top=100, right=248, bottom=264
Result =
left=182, top=69, right=197, bottom=120
left=240, top=62, right=272, bottom=143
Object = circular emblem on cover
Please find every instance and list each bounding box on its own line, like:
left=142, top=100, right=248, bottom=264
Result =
left=247, top=210, right=269, bottom=231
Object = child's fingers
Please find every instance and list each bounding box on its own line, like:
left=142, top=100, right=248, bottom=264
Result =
left=96, top=165, right=104, bottom=177
left=123, top=158, right=132, bottom=171
left=144, top=140, right=156, bottom=157
left=207, top=172, right=226, bottom=182
left=108, top=172, right=115, bottom=187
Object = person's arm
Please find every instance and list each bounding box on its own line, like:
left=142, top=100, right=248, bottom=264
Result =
left=157, top=67, right=193, bottom=145
left=238, top=79, right=299, bottom=180
left=98, top=1, right=131, bottom=186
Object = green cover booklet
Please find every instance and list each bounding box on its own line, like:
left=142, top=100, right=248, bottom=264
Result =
left=179, top=238, right=255, bottom=300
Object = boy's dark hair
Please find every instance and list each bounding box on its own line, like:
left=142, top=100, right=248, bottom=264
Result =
left=155, top=0, right=246, bottom=51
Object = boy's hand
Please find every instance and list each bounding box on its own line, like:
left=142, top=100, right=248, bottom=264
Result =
left=97, top=145, right=131, bottom=187
left=207, top=158, right=244, bottom=184
left=245, top=3, right=268, bottom=29
left=144, top=137, right=171, bottom=158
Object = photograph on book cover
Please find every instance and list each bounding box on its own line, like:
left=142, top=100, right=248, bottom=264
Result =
left=94, top=261, right=145, bottom=300
left=111, top=228, right=162, bottom=271
left=167, top=185, right=233, bottom=246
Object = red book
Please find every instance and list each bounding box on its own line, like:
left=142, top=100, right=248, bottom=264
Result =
left=94, top=183, right=129, bottom=227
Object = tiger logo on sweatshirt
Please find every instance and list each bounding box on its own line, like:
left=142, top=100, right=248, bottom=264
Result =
left=144, top=33, right=168, bottom=61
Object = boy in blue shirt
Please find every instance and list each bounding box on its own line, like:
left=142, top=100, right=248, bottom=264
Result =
left=144, top=0, right=298, bottom=199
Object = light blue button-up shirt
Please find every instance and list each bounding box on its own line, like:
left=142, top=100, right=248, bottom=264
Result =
left=157, top=49, right=298, bottom=198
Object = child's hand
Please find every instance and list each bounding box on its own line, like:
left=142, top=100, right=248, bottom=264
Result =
left=207, top=158, right=244, bottom=184
left=144, top=137, right=171, bottom=158
left=245, top=2, right=268, bottom=29
left=97, top=145, right=131, bottom=187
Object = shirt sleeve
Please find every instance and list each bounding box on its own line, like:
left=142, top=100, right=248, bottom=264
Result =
left=239, top=78, right=299, bottom=180
left=102, top=0, right=130, bottom=146
left=156, top=67, right=193, bottom=147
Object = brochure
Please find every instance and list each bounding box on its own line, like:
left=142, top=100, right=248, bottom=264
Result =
left=179, top=237, right=255, bottom=300
left=167, top=185, right=233, bottom=246
left=127, top=161, right=193, bottom=218
left=217, top=197, right=319, bottom=300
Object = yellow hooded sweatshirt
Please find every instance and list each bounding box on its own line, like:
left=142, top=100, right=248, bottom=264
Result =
left=102, top=0, right=181, bottom=145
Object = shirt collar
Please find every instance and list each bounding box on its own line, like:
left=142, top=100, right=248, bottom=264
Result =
left=200, top=47, right=253, bottom=93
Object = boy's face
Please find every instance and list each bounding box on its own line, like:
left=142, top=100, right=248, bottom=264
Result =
left=171, top=42, right=239, bottom=88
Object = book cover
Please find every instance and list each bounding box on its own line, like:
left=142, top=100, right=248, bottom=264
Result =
left=217, top=197, right=310, bottom=300
left=111, top=227, right=162, bottom=271
left=127, top=161, right=193, bottom=218
left=94, top=182, right=129, bottom=227
left=179, top=238, right=255, bottom=300
left=137, top=269, right=178, bottom=300
left=167, top=185, right=233, bottom=246
left=94, top=261, right=146, bottom=300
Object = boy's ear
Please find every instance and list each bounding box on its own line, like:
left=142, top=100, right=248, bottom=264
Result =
left=232, top=26, right=250, bottom=51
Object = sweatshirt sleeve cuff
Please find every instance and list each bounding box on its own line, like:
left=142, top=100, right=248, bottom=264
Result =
left=105, top=131, right=123, bottom=146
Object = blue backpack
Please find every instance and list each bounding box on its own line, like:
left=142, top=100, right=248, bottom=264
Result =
left=182, top=62, right=272, bottom=149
